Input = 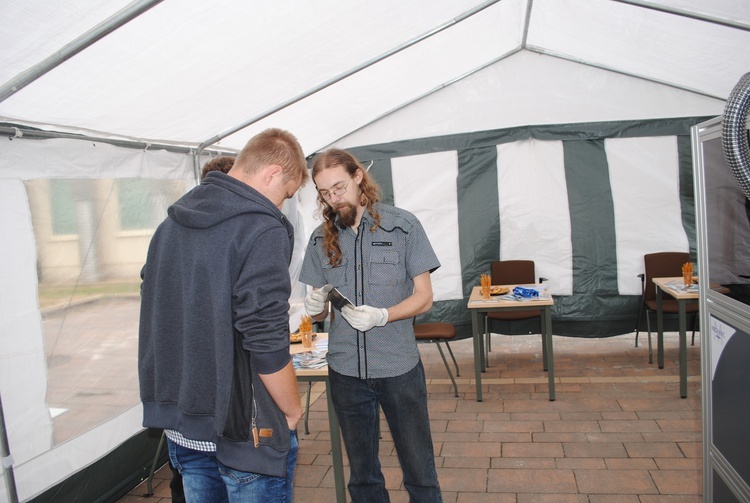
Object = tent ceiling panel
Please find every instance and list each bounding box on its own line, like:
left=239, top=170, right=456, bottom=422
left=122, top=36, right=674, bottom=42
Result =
left=619, top=0, right=750, bottom=29
left=220, top=0, right=526, bottom=151
left=0, top=0, right=748, bottom=155
left=0, top=0, right=133, bottom=84
left=332, top=51, right=725, bottom=149
left=528, top=0, right=750, bottom=99
left=0, top=0, right=494, bottom=152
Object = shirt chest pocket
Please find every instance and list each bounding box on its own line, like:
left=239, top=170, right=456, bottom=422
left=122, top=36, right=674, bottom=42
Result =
left=321, top=258, right=347, bottom=287
left=369, top=250, right=402, bottom=286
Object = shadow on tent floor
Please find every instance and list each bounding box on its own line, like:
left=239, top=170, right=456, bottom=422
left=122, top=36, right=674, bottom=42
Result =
left=119, top=332, right=703, bottom=502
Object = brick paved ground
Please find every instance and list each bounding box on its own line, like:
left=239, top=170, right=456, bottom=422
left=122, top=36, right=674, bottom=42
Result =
left=122, top=331, right=703, bottom=503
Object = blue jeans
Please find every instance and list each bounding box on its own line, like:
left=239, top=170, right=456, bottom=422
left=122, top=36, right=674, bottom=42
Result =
left=167, top=431, right=298, bottom=503
left=329, top=360, right=442, bottom=502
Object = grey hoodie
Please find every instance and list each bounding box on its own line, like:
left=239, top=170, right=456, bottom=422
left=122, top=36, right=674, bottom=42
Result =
left=139, top=171, right=295, bottom=477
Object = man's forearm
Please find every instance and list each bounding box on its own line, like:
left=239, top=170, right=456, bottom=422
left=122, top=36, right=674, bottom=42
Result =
left=258, top=360, right=303, bottom=430
left=311, top=306, right=329, bottom=323
left=385, top=289, right=433, bottom=322
left=383, top=271, right=434, bottom=322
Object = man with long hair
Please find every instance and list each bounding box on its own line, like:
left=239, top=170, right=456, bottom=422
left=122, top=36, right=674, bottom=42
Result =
left=139, top=128, right=308, bottom=502
left=299, top=148, right=442, bottom=502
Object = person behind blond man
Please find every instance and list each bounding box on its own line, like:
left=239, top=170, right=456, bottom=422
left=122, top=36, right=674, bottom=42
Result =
left=201, top=155, right=235, bottom=180
left=139, top=128, right=309, bottom=502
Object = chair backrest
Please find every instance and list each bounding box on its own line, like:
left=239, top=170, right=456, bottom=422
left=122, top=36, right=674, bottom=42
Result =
left=491, top=260, right=536, bottom=286
left=643, top=252, right=691, bottom=301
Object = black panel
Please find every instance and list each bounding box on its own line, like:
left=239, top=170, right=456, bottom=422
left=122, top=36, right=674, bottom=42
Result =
left=713, top=469, right=742, bottom=503
left=712, top=318, right=750, bottom=489
left=31, top=428, right=165, bottom=503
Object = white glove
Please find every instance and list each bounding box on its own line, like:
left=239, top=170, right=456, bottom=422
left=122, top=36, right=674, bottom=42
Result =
left=341, top=304, right=389, bottom=332
left=304, top=284, right=333, bottom=316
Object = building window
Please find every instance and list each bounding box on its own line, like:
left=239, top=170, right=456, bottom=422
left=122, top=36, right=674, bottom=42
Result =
left=117, top=179, right=170, bottom=231
left=50, top=180, right=77, bottom=235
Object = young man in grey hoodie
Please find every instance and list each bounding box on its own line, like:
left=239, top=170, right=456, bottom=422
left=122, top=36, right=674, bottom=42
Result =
left=139, top=128, right=308, bottom=502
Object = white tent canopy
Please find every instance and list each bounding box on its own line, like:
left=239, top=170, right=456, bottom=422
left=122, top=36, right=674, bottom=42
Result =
left=1, top=1, right=749, bottom=501
left=2, top=0, right=748, bottom=154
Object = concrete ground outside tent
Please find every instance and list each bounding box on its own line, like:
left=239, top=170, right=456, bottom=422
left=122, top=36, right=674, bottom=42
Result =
left=120, top=332, right=703, bottom=503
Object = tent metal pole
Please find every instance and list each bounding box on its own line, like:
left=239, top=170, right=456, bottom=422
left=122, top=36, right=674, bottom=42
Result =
left=610, top=0, right=750, bottom=32
left=521, top=0, right=534, bottom=47
left=0, top=125, right=238, bottom=157
left=0, top=0, right=164, bottom=104
left=0, top=124, right=236, bottom=185
left=195, top=0, right=503, bottom=154
left=526, top=45, right=726, bottom=101
left=0, top=393, right=19, bottom=503
left=192, top=151, right=203, bottom=183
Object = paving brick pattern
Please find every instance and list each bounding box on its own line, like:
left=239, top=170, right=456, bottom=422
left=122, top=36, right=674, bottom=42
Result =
left=122, top=332, right=703, bottom=502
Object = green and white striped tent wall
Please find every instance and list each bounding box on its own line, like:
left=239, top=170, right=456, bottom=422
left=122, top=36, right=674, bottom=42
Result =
left=339, top=116, right=711, bottom=338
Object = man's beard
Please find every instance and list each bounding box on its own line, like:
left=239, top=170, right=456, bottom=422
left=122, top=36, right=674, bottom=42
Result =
left=334, top=202, right=357, bottom=229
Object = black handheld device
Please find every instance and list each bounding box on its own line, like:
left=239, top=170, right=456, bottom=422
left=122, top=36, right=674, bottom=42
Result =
left=327, top=287, right=353, bottom=310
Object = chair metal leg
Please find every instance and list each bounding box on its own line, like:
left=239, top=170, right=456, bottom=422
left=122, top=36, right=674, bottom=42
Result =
left=147, top=430, right=166, bottom=496
left=487, top=322, right=492, bottom=353
left=444, top=341, right=459, bottom=377
left=485, top=331, right=491, bottom=365
left=691, top=313, right=698, bottom=346
left=435, top=341, right=458, bottom=397
left=304, top=381, right=312, bottom=435
left=635, top=274, right=646, bottom=348
left=635, top=304, right=644, bottom=348
left=645, top=310, right=653, bottom=364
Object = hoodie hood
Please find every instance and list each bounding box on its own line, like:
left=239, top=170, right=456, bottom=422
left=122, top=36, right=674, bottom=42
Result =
left=168, top=171, right=285, bottom=230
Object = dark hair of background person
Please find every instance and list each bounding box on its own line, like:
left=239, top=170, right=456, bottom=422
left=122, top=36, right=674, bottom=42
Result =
left=201, top=156, right=235, bottom=181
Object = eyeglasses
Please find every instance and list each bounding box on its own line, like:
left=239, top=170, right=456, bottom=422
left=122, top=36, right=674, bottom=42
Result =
left=318, top=178, right=351, bottom=201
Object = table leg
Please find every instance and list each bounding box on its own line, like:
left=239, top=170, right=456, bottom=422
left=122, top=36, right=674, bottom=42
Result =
left=483, top=314, right=490, bottom=368
left=325, top=378, right=346, bottom=503
left=543, top=306, right=555, bottom=401
left=678, top=300, right=687, bottom=398
left=541, top=310, right=548, bottom=372
left=656, top=286, right=665, bottom=369
left=471, top=309, right=483, bottom=402
left=479, top=315, right=487, bottom=373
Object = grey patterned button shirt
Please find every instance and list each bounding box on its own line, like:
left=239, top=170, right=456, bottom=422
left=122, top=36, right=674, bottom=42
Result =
left=299, top=202, right=440, bottom=379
